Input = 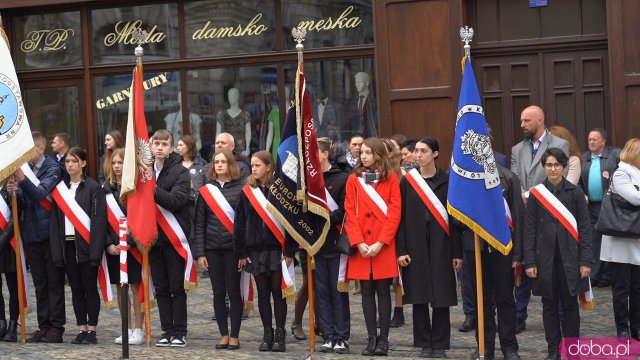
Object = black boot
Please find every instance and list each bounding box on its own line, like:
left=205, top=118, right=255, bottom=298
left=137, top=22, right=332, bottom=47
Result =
left=0, top=320, right=6, bottom=339
left=362, top=335, right=377, bottom=356
left=390, top=307, right=405, bottom=328
left=258, top=328, right=273, bottom=352
left=374, top=334, right=389, bottom=356
left=3, top=320, right=17, bottom=342
left=271, top=327, right=286, bottom=352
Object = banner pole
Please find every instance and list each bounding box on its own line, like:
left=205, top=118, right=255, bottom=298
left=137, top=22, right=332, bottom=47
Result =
left=307, top=253, right=315, bottom=352
left=143, top=250, right=151, bottom=347
left=121, top=283, right=129, bottom=359
left=11, top=191, right=26, bottom=343
left=474, top=233, right=485, bottom=359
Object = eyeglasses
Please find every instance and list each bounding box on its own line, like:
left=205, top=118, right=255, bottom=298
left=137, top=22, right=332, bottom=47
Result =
left=544, top=163, right=563, bottom=170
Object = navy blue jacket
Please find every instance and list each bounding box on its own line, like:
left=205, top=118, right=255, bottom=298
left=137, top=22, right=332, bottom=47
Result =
left=18, top=155, right=62, bottom=244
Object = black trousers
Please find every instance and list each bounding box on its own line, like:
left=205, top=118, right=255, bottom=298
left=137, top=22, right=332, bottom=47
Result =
left=26, top=241, right=66, bottom=331
left=611, top=262, right=640, bottom=333
left=0, top=272, right=19, bottom=320
left=206, top=250, right=242, bottom=338
left=254, top=271, right=287, bottom=329
left=464, top=249, right=518, bottom=357
left=314, top=254, right=350, bottom=341
left=64, top=241, right=100, bottom=327
left=413, top=304, right=450, bottom=350
left=541, top=245, right=580, bottom=354
left=361, top=277, right=392, bottom=337
left=589, top=202, right=611, bottom=284
left=150, top=239, right=187, bottom=334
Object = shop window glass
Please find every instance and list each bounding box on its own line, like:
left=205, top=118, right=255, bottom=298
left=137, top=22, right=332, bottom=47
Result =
left=24, top=87, right=80, bottom=156
left=91, top=4, right=179, bottom=65
left=12, top=11, right=82, bottom=70
left=93, top=71, right=180, bottom=168
left=184, top=0, right=276, bottom=57
left=282, top=0, right=373, bottom=50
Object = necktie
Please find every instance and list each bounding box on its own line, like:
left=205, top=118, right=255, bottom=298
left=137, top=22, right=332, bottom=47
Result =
left=531, top=142, right=539, bottom=162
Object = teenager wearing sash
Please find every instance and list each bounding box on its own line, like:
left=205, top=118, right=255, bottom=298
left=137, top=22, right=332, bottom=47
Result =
left=49, top=147, right=107, bottom=345
left=194, top=149, right=244, bottom=350
left=314, top=137, right=351, bottom=354
left=234, top=150, right=296, bottom=352
left=0, top=183, right=20, bottom=342
left=149, top=130, right=192, bottom=348
left=103, top=148, right=144, bottom=345
left=523, top=148, right=592, bottom=360
left=396, top=136, right=462, bottom=358
left=344, top=138, right=401, bottom=356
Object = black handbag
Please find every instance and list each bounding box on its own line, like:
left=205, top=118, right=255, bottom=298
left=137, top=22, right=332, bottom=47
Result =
left=595, top=176, right=640, bottom=238
left=335, top=216, right=356, bottom=256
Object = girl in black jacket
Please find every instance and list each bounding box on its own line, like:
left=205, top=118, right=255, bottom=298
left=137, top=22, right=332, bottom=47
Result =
left=234, top=151, right=296, bottom=353
left=0, top=186, right=20, bottom=342
left=194, top=150, right=244, bottom=350
left=49, top=147, right=107, bottom=345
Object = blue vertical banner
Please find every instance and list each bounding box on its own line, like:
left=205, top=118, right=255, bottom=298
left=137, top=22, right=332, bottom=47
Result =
left=529, top=0, right=548, bottom=8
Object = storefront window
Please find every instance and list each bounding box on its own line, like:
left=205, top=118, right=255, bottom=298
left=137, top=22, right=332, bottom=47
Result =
left=184, top=0, right=276, bottom=58
left=12, top=11, right=82, bottom=70
left=284, top=57, right=376, bottom=158
left=283, top=0, right=373, bottom=50
left=186, top=66, right=278, bottom=162
left=91, top=3, right=179, bottom=64
left=93, top=71, right=180, bottom=165
left=24, top=87, right=80, bottom=156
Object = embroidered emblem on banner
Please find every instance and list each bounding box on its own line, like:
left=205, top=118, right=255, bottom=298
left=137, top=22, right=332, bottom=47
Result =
left=0, top=75, right=26, bottom=143
left=136, top=139, right=153, bottom=183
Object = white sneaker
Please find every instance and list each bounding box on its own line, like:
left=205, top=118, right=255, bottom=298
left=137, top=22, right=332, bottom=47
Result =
left=129, top=328, right=144, bottom=345
left=115, top=329, right=133, bottom=344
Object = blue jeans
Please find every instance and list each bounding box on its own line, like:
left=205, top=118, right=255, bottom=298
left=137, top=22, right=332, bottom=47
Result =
left=314, top=254, right=350, bottom=341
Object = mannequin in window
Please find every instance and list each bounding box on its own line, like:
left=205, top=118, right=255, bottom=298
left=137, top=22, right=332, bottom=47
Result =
left=352, top=72, right=377, bottom=138
left=216, top=88, right=252, bottom=160
left=313, top=87, right=342, bottom=142
left=164, top=92, right=203, bottom=151
left=265, top=87, right=290, bottom=159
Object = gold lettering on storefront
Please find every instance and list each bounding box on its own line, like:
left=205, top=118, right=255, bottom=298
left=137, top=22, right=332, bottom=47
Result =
left=96, top=73, right=169, bottom=110
left=192, top=13, right=268, bottom=40
left=104, top=20, right=166, bottom=46
left=20, top=29, right=75, bottom=53
left=297, top=6, right=362, bottom=32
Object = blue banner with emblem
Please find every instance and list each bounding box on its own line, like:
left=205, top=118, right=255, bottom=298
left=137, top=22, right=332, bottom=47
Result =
left=447, top=58, right=512, bottom=255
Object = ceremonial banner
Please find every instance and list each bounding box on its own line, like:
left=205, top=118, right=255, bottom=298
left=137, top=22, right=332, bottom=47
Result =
left=447, top=58, right=512, bottom=255
left=266, top=69, right=330, bottom=256
left=120, top=62, right=157, bottom=249
left=0, top=26, right=35, bottom=183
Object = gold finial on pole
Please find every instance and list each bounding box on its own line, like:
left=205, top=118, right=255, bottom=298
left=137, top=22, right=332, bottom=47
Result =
left=460, top=26, right=474, bottom=59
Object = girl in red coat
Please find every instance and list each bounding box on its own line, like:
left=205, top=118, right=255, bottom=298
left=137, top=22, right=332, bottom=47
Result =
left=345, top=138, right=402, bottom=356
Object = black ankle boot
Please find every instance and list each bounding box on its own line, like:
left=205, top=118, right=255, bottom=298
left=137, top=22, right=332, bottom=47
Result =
left=3, top=320, right=17, bottom=342
left=271, top=327, right=286, bottom=352
left=258, top=328, right=273, bottom=351
left=390, top=307, right=405, bottom=328
left=374, top=334, right=389, bottom=356
left=362, top=335, right=377, bottom=356
left=0, top=320, right=6, bottom=339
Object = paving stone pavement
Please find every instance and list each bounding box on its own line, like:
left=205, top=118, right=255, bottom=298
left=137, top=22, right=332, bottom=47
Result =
left=0, top=270, right=619, bottom=359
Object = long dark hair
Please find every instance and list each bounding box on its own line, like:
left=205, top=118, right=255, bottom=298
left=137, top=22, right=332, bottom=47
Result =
left=67, top=146, right=88, bottom=175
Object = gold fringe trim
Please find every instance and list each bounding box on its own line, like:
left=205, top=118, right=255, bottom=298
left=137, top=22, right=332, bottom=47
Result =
left=394, top=284, right=405, bottom=296
left=24, top=306, right=33, bottom=315
left=243, top=300, right=254, bottom=312
left=0, top=147, right=37, bottom=184
left=104, top=300, right=116, bottom=310
left=267, top=201, right=331, bottom=257
left=130, top=233, right=158, bottom=255
left=282, top=284, right=296, bottom=304
left=580, top=299, right=596, bottom=310
left=337, top=281, right=350, bottom=293
left=184, top=280, right=197, bottom=292
left=311, top=257, right=316, bottom=270
left=447, top=203, right=513, bottom=256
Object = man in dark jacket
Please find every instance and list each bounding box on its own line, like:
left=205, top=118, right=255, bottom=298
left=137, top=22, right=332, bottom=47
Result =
left=6, top=131, right=65, bottom=343
left=314, top=138, right=351, bottom=354
left=462, top=165, right=524, bottom=360
left=579, top=128, right=621, bottom=287
left=149, top=130, right=192, bottom=348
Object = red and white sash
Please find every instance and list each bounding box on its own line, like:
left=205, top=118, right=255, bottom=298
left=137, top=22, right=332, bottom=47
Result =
left=355, top=177, right=388, bottom=220
left=199, top=184, right=235, bottom=234
left=405, top=169, right=450, bottom=236
left=337, top=254, right=350, bottom=292
left=20, top=163, right=52, bottom=211
left=0, top=193, right=32, bottom=312
left=504, top=198, right=514, bottom=231
left=240, top=271, right=254, bottom=311
left=155, top=205, right=197, bottom=290
left=529, top=184, right=579, bottom=242
left=242, top=185, right=295, bottom=301
left=325, top=188, right=346, bottom=233
left=51, top=181, right=113, bottom=305
left=119, top=219, right=128, bottom=285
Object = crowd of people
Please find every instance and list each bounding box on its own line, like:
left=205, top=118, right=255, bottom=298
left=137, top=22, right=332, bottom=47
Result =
left=0, top=104, right=638, bottom=360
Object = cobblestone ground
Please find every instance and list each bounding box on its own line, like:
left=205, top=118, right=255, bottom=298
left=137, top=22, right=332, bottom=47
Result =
left=0, top=269, right=618, bottom=360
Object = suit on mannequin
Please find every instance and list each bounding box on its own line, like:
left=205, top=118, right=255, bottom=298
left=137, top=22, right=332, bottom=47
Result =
left=351, top=72, right=377, bottom=138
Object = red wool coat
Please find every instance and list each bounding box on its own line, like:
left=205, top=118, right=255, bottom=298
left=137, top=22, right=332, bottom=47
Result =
left=345, top=173, right=401, bottom=280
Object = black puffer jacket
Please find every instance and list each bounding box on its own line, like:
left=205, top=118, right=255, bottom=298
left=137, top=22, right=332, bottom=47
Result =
left=155, top=153, right=191, bottom=244
left=317, top=165, right=349, bottom=256
left=193, top=179, right=244, bottom=257
left=50, top=175, right=107, bottom=267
